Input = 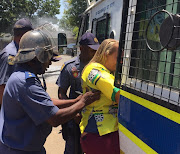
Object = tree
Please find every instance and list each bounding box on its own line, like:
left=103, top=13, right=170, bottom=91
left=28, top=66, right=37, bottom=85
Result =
left=59, top=0, right=87, bottom=37
left=0, top=0, right=60, bottom=33
left=59, top=15, right=72, bottom=30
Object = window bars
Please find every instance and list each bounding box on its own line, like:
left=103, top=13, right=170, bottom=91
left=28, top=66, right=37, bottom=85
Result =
left=115, top=0, right=180, bottom=106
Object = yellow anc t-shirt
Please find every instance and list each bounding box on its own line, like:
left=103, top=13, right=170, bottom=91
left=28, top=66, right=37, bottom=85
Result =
left=80, top=62, right=120, bottom=136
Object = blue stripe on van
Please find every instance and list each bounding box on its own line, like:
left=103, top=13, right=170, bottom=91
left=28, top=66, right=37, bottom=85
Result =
left=118, top=95, right=180, bottom=154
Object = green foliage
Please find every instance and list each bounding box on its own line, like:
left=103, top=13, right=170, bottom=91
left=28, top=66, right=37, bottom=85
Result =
left=72, top=26, right=79, bottom=39
left=0, top=0, right=60, bottom=33
left=59, top=16, right=72, bottom=30
left=37, top=0, right=60, bottom=17
left=59, top=0, right=86, bottom=36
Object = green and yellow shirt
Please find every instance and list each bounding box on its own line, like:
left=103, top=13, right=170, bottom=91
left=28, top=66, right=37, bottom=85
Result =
left=80, top=62, right=120, bottom=136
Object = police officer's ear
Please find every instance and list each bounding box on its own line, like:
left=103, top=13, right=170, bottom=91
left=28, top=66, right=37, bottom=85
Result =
left=80, top=45, right=85, bottom=52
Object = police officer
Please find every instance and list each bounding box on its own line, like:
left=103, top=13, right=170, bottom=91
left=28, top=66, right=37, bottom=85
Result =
left=0, top=29, right=100, bottom=154
left=56, top=32, right=100, bottom=154
left=0, top=18, right=33, bottom=107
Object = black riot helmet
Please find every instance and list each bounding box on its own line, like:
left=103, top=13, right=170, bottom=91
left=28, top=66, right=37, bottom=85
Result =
left=14, top=29, right=54, bottom=64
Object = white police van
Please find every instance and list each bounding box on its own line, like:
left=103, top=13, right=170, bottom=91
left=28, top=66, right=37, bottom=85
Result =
left=78, top=0, right=123, bottom=43
left=78, top=0, right=180, bottom=153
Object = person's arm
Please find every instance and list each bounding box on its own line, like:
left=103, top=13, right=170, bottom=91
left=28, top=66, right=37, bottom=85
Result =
left=83, top=67, right=120, bottom=103
left=115, top=90, right=120, bottom=103
left=56, top=63, right=70, bottom=100
left=57, top=78, right=82, bottom=123
left=47, top=91, right=100, bottom=127
left=51, top=94, right=82, bottom=108
left=58, top=87, right=83, bottom=124
left=0, top=84, right=5, bottom=107
left=22, top=77, right=101, bottom=128
left=0, top=51, right=9, bottom=107
left=58, top=87, right=68, bottom=99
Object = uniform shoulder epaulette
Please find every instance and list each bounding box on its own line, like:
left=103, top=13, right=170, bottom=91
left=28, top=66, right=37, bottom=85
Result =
left=60, top=57, right=77, bottom=71
left=25, top=71, right=36, bottom=79
left=64, top=57, right=77, bottom=65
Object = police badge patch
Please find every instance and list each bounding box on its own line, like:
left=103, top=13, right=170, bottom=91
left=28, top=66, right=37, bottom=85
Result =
left=8, top=55, right=15, bottom=65
left=72, top=67, right=78, bottom=78
left=88, top=69, right=102, bottom=85
left=94, top=37, right=98, bottom=43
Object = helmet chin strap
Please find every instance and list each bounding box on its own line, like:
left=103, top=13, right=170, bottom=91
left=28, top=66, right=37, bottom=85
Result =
left=42, top=74, right=47, bottom=91
left=34, top=60, right=47, bottom=91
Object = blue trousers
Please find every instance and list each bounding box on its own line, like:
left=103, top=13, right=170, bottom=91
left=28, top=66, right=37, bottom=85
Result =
left=62, top=120, right=82, bottom=154
left=0, top=141, right=46, bottom=154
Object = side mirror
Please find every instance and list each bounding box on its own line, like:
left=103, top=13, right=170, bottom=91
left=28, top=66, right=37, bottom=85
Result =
left=58, top=33, right=67, bottom=54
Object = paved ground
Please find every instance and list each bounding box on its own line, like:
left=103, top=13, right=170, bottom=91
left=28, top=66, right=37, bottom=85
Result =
left=42, top=55, right=73, bottom=154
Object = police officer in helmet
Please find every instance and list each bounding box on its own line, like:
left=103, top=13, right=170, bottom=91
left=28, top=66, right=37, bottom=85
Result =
left=0, top=29, right=100, bottom=154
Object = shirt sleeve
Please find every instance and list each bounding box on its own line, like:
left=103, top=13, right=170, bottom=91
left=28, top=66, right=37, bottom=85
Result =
left=86, top=68, right=120, bottom=102
left=19, top=78, right=59, bottom=125
left=56, top=64, right=70, bottom=90
left=0, top=51, right=9, bottom=85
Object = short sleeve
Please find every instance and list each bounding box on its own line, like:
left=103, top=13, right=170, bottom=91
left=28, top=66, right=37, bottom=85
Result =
left=19, top=78, right=59, bottom=125
left=0, top=43, right=17, bottom=85
left=0, top=52, right=10, bottom=85
left=87, top=68, right=120, bottom=101
left=56, top=64, right=70, bottom=90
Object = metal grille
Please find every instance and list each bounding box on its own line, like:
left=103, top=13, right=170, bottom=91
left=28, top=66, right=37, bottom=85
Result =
left=115, top=0, right=180, bottom=105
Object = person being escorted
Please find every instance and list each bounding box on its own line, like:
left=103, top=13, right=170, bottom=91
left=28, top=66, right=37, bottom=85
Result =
left=0, top=18, right=33, bottom=107
left=80, top=39, right=120, bottom=154
left=56, top=32, right=100, bottom=154
left=0, top=29, right=100, bottom=154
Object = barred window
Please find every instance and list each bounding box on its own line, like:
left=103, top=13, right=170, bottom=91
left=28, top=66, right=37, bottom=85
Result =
left=115, top=0, right=180, bottom=105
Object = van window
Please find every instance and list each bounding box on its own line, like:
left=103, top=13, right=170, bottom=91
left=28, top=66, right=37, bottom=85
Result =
left=129, top=0, right=180, bottom=89
left=96, top=18, right=110, bottom=43
left=92, top=14, right=110, bottom=43
left=115, top=0, right=180, bottom=104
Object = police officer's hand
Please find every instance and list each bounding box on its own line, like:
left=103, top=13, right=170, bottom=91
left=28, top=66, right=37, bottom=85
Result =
left=80, top=91, right=101, bottom=106
left=75, top=94, right=83, bottom=102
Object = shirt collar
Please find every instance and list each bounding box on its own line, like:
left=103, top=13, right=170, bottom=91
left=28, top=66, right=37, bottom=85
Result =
left=14, top=41, right=19, bottom=51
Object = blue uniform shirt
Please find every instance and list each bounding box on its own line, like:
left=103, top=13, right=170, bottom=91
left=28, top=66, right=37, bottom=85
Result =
left=56, top=56, right=84, bottom=99
left=0, top=41, right=18, bottom=85
left=0, top=66, right=59, bottom=153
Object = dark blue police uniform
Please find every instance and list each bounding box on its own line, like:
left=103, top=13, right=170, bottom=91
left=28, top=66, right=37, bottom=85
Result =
left=0, top=65, right=59, bottom=154
left=56, top=56, right=84, bottom=154
left=0, top=41, right=18, bottom=85
left=56, top=56, right=83, bottom=98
